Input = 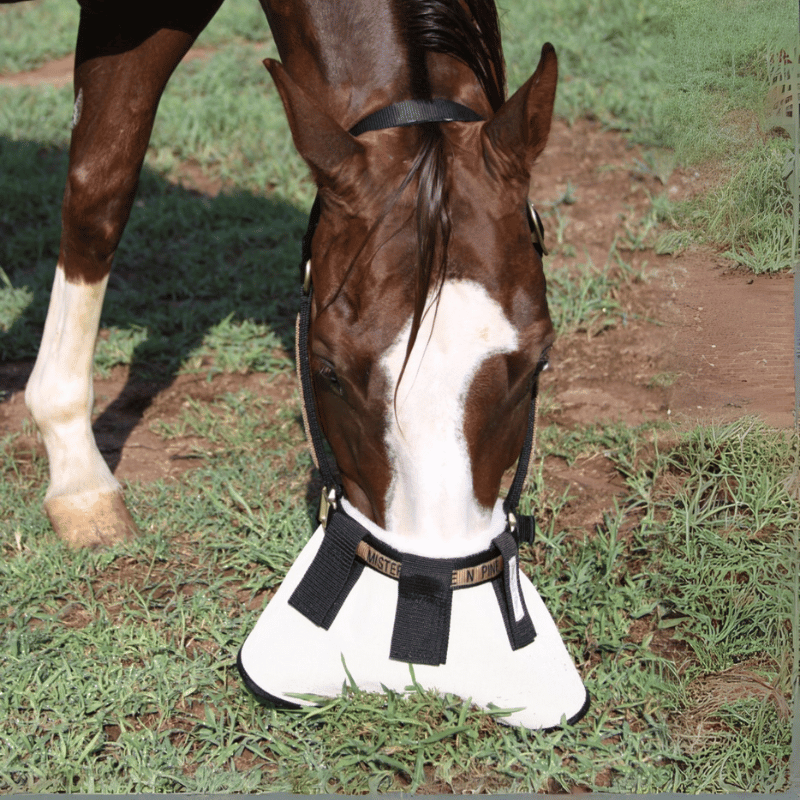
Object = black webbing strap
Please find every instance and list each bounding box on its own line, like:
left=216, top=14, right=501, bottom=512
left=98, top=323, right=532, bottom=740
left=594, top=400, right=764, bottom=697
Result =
left=349, top=98, right=484, bottom=137
left=390, top=553, right=455, bottom=665
left=515, top=514, right=537, bottom=545
left=492, top=530, right=536, bottom=649
left=288, top=508, right=537, bottom=664
left=297, top=287, right=340, bottom=496
left=502, top=379, right=540, bottom=545
left=288, top=508, right=366, bottom=629
left=504, top=381, right=538, bottom=513
left=388, top=529, right=538, bottom=664
left=300, top=196, right=320, bottom=283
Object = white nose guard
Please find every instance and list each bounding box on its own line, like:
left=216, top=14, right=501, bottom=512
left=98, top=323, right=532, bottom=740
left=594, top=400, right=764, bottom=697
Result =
left=238, top=497, right=589, bottom=729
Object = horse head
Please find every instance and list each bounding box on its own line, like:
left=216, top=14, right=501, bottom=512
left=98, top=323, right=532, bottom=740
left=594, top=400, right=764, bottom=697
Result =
left=240, top=6, right=587, bottom=729
left=267, top=44, right=557, bottom=558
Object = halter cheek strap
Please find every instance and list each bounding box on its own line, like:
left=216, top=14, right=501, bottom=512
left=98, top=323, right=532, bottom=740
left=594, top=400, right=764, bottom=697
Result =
left=291, top=99, right=545, bottom=666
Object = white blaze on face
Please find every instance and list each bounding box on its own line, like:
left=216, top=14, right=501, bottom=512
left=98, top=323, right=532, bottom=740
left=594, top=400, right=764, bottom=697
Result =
left=380, top=279, right=518, bottom=557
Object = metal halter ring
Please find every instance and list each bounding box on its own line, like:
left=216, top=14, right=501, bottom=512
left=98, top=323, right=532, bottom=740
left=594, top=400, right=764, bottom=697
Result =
left=302, top=260, right=312, bottom=294
left=318, top=486, right=337, bottom=528
left=507, top=510, right=517, bottom=534
left=527, top=200, right=549, bottom=256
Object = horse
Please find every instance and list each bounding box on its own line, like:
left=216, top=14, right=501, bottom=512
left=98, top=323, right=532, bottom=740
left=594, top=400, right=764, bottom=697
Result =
left=11, top=0, right=588, bottom=728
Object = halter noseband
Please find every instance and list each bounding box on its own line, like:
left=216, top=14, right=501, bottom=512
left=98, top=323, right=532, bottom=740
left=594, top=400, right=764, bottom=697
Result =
left=291, top=99, right=548, bottom=666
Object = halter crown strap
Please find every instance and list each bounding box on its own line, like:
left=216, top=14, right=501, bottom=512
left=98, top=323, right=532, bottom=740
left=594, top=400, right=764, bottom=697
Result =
left=349, top=98, right=484, bottom=136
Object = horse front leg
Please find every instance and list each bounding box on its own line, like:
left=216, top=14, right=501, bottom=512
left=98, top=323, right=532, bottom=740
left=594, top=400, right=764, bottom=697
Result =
left=25, top=266, right=133, bottom=547
left=24, top=4, right=222, bottom=548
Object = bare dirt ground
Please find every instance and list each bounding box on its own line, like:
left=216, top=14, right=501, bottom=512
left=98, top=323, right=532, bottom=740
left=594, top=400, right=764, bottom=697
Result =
left=531, top=118, right=795, bottom=433
left=0, top=56, right=796, bottom=521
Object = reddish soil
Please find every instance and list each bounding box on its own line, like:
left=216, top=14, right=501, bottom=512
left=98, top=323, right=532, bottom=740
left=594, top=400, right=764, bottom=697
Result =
left=530, top=118, right=795, bottom=434
left=0, top=55, right=795, bottom=517
left=0, top=54, right=74, bottom=88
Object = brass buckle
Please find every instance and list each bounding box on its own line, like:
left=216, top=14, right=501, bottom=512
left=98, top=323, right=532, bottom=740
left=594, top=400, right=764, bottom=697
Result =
left=318, top=486, right=337, bottom=528
left=302, top=259, right=312, bottom=295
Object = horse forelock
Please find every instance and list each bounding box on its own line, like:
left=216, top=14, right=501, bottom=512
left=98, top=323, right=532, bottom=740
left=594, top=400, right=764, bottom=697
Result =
left=395, top=0, right=506, bottom=112
left=390, top=0, right=506, bottom=395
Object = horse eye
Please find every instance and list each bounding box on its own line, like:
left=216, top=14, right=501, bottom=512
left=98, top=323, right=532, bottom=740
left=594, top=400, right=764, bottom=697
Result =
left=317, top=363, right=345, bottom=397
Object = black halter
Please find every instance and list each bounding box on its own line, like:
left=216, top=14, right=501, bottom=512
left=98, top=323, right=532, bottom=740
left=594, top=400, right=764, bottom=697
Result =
left=290, top=99, right=547, bottom=666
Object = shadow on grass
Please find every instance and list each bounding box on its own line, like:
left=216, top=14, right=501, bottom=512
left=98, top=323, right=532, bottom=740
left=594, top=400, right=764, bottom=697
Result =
left=0, top=137, right=306, bottom=472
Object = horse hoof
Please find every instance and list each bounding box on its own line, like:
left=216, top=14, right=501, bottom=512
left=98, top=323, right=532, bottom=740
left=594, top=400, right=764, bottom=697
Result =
left=44, top=490, right=139, bottom=548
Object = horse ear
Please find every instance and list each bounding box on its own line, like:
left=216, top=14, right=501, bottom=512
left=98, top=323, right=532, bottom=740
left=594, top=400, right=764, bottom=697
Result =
left=264, top=59, right=366, bottom=189
left=481, top=43, right=557, bottom=178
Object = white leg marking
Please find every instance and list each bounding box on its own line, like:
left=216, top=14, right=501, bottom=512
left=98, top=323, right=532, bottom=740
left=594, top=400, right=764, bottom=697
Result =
left=25, top=266, right=120, bottom=502
left=380, top=279, right=518, bottom=557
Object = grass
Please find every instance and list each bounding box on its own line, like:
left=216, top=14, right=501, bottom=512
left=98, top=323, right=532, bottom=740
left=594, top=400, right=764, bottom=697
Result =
left=0, top=144, right=304, bottom=373
left=546, top=247, right=646, bottom=337
left=1, top=0, right=795, bottom=283
left=2, top=394, right=794, bottom=793
left=0, top=0, right=270, bottom=75
left=676, top=139, right=795, bottom=273
left=0, top=0, right=797, bottom=794
left=532, top=418, right=795, bottom=792
left=0, top=0, right=76, bottom=75
left=503, top=0, right=791, bottom=156
left=503, top=0, right=797, bottom=273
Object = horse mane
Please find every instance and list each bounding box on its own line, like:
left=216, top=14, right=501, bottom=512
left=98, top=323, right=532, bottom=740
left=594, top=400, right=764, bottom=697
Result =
left=397, top=0, right=505, bottom=112
left=394, top=0, right=506, bottom=393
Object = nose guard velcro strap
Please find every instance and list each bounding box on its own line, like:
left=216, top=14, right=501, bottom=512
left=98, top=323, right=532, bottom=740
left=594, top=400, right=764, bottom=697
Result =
left=288, top=511, right=366, bottom=629
left=389, top=553, right=455, bottom=666
left=492, top=530, right=536, bottom=650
